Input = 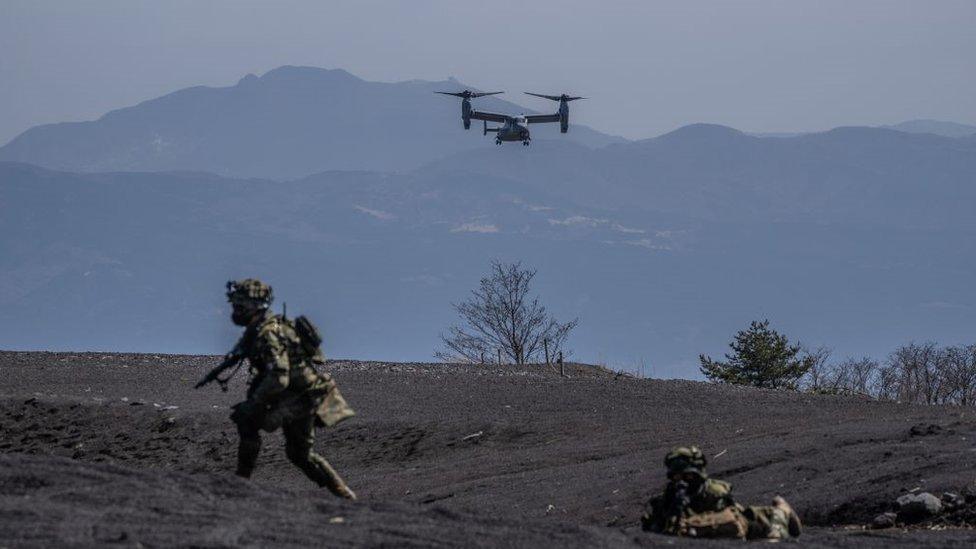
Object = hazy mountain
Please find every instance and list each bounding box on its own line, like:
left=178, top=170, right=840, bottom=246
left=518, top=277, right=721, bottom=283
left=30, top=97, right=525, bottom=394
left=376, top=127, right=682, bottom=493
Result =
left=749, top=120, right=976, bottom=139
left=0, top=66, right=625, bottom=179
left=2, top=121, right=974, bottom=377
left=882, top=119, right=976, bottom=138
left=421, top=124, right=976, bottom=227
left=746, top=131, right=807, bottom=138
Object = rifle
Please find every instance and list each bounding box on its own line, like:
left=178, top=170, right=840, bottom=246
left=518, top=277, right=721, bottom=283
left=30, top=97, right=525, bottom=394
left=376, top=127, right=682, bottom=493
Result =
left=664, top=480, right=691, bottom=535
left=194, top=352, right=244, bottom=391
left=195, top=328, right=256, bottom=391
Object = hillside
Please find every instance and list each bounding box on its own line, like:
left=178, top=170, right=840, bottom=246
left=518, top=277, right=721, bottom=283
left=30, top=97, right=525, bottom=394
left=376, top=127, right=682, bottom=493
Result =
left=0, top=66, right=624, bottom=179
left=2, top=351, right=975, bottom=547
left=2, top=118, right=974, bottom=374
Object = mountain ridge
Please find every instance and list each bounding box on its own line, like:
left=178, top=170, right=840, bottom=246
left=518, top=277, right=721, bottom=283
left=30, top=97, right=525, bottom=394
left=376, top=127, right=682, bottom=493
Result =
left=0, top=65, right=625, bottom=179
left=881, top=119, right=976, bottom=138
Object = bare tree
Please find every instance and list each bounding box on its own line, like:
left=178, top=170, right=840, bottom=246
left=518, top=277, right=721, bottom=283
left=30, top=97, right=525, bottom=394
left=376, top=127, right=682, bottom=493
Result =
left=887, top=342, right=942, bottom=404
left=845, top=357, right=881, bottom=396
left=799, top=347, right=833, bottom=392
left=874, top=361, right=901, bottom=402
left=940, top=344, right=976, bottom=405
left=437, top=261, right=579, bottom=365
left=803, top=356, right=879, bottom=396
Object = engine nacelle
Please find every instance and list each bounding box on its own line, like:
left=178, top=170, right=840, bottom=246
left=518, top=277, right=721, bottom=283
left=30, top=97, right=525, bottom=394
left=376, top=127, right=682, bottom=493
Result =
left=559, top=101, right=570, bottom=133
left=462, top=98, right=472, bottom=130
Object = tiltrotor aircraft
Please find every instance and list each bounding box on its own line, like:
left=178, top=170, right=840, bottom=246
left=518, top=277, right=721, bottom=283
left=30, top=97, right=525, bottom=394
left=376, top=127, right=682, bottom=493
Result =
left=435, top=90, right=584, bottom=145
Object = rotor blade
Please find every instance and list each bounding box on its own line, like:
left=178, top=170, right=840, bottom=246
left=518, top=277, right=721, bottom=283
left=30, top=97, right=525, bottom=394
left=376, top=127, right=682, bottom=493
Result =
left=524, top=92, right=563, bottom=101
left=524, top=92, right=586, bottom=102
left=471, top=91, right=504, bottom=98
left=435, top=91, right=466, bottom=97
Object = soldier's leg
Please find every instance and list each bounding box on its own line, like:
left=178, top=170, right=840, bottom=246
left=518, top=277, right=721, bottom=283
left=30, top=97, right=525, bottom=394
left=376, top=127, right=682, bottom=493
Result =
left=741, top=497, right=801, bottom=539
left=282, top=413, right=356, bottom=500
left=231, top=404, right=262, bottom=478
left=775, top=496, right=802, bottom=537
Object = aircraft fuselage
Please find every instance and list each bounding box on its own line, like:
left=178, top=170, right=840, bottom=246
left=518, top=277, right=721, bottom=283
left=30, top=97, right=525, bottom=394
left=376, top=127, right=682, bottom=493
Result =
left=496, top=116, right=530, bottom=143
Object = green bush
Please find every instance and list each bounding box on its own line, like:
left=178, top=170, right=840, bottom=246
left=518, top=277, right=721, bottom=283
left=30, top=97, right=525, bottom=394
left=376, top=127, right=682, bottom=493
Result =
left=700, top=320, right=816, bottom=389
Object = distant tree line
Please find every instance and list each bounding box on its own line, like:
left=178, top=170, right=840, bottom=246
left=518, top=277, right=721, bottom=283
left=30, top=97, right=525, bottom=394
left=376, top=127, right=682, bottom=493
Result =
left=804, top=342, right=976, bottom=405
left=438, top=267, right=975, bottom=402
left=701, top=320, right=976, bottom=405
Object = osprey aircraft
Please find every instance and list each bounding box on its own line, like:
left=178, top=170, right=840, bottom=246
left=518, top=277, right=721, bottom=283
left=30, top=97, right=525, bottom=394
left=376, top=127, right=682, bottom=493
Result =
left=435, top=90, right=584, bottom=146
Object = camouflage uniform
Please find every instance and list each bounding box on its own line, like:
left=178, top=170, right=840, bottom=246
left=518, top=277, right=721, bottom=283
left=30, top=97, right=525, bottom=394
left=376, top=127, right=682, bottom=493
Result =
left=641, top=446, right=800, bottom=540
left=224, top=279, right=356, bottom=500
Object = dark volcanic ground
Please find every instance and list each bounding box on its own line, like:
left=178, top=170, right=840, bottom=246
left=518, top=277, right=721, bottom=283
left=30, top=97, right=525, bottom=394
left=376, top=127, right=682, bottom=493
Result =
left=1, top=351, right=975, bottom=547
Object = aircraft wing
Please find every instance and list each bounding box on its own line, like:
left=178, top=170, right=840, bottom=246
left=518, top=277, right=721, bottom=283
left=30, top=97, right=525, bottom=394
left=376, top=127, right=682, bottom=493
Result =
left=525, top=114, right=561, bottom=124
left=470, top=110, right=511, bottom=123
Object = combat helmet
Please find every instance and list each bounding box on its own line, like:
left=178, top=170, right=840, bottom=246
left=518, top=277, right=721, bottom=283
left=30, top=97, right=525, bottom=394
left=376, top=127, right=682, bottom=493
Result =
left=226, top=278, right=274, bottom=309
left=665, top=446, right=707, bottom=478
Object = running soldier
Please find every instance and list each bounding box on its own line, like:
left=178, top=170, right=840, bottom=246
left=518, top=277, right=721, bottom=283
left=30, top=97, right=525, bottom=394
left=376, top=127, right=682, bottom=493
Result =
left=197, top=278, right=357, bottom=499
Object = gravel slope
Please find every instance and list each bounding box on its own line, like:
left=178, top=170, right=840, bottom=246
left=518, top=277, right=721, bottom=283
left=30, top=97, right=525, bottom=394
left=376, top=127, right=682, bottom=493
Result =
left=2, top=351, right=975, bottom=547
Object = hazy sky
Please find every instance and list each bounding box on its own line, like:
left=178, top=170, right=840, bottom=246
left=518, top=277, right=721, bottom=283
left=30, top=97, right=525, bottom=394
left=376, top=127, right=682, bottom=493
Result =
left=2, top=0, right=974, bottom=144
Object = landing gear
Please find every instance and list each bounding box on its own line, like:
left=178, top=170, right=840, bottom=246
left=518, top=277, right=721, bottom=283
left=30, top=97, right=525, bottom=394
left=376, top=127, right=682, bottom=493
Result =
left=495, top=138, right=502, bottom=145
left=522, top=140, right=530, bottom=146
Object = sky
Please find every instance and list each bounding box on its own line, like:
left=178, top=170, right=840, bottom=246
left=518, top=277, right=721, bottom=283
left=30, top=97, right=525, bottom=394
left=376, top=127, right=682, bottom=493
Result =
left=1, top=0, right=974, bottom=144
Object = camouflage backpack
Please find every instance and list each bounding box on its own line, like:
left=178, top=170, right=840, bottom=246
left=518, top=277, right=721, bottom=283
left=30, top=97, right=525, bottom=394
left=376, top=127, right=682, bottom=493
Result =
left=289, top=314, right=355, bottom=426
left=293, top=315, right=325, bottom=363
left=681, top=507, right=748, bottom=539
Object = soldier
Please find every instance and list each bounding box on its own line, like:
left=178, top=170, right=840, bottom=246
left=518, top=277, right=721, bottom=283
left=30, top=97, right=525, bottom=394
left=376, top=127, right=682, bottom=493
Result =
left=197, top=279, right=357, bottom=499
left=641, top=446, right=801, bottom=540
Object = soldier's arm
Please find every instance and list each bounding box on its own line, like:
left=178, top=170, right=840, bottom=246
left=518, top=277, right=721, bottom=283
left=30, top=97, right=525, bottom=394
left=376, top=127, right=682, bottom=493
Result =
left=703, top=479, right=737, bottom=511
left=249, top=328, right=291, bottom=405
left=640, top=507, right=656, bottom=531
left=641, top=495, right=666, bottom=532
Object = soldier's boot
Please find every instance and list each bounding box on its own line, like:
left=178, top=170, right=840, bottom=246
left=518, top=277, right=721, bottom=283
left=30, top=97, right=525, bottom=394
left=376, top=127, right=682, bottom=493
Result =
left=744, top=504, right=791, bottom=540
left=286, top=444, right=357, bottom=500
left=317, top=463, right=357, bottom=501
left=235, top=424, right=262, bottom=478
left=309, top=455, right=356, bottom=500
left=236, top=438, right=261, bottom=478
left=772, top=496, right=802, bottom=538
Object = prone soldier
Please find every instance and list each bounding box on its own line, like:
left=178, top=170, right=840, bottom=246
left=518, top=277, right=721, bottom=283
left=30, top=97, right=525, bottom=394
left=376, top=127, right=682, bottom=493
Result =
left=198, top=278, right=357, bottom=499
left=641, top=446, right=801, bottom=540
